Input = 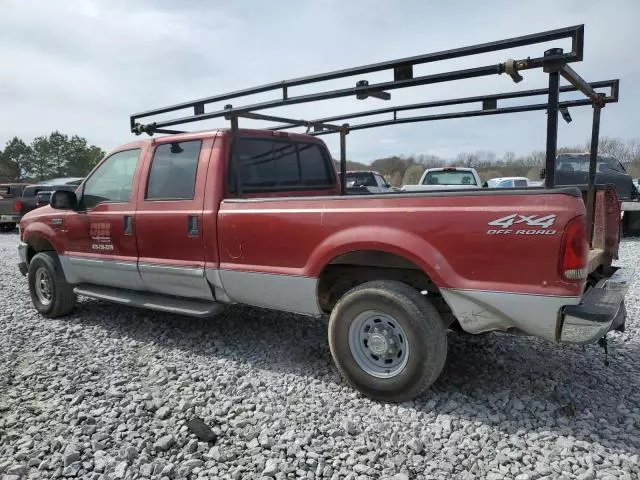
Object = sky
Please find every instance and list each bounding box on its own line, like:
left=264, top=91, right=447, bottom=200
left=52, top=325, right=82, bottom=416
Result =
left=1, top=0, right=638, bottom=163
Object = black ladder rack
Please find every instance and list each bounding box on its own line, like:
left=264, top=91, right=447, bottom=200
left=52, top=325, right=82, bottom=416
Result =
left=129, top=24, right=619, bottom=243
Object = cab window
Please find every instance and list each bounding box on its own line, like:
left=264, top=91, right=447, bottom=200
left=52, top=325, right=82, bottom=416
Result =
left=228, top=138, right=335, bottom=194
left=82, top=149, right=140, bottom=209
left=146, top=141, right=201, bottom=200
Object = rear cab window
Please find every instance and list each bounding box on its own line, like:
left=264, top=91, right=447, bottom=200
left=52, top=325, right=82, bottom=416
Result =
left=228, top=137, right=335, bottom=195
left=423, top=170, right=477, bottom=186
left=146, top=141, right=201, bottom=200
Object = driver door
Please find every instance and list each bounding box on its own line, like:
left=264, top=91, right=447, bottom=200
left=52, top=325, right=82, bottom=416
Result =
left=62, top=147, right=146, bottom=290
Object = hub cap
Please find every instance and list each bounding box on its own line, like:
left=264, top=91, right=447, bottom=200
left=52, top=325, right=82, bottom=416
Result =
left=34, top=267, right=53, bottom=306
left=348, top=310, right=410, bottom=378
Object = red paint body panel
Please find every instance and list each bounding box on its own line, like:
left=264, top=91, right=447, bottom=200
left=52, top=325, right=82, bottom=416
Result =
left=20, top=128, right=615, bottom=303
left=216, top=193, right=586, bottom=296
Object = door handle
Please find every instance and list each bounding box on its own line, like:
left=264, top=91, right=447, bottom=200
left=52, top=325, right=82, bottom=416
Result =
left=188, top=215, right=199, bottom=237
left=124, top=215, right=133, bottom=236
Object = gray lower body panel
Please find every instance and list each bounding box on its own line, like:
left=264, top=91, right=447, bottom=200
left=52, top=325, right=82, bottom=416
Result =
left=60, top=255, right=145, bottom=291
left=58, top=255, right=321, bottom=317
left=138, top=263, right=214, bottom=301
left=440, top=289, right=580, bottom=342
left=218, top=269, right=321, bottom=316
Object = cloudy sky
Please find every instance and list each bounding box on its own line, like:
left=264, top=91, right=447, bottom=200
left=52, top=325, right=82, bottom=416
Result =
left=1, top=0, right=638, bottom=162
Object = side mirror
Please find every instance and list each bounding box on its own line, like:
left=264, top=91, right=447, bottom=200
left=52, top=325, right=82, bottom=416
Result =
left=539, top=168, right=546, bottom=179
left=385, top=183, right=391, bottom=188
left=50, top=190, right=77, bottom=210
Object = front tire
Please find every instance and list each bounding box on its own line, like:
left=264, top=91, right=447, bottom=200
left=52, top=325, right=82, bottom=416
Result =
left=328, top=280, right=448, bottom=402
left=28, top=251, right=77, bottom=317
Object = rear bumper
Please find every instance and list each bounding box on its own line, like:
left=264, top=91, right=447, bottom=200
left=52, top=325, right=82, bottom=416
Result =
left=560, top=267, right=634, bottom=344
left=0, top=214, right=20, bottom=224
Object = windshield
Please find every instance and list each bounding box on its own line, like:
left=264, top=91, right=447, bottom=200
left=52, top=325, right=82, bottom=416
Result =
left=346, top=172, right=376, bottom=187
left=556, top=154, right=626, bottom=174
left=422, top=170, right=477, bottom=186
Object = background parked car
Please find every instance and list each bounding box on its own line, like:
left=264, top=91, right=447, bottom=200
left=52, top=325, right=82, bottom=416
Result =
left=486, top=176, right=532, bottom=188
left=402, top=167, right=482, bottom=192
left=14, top=177, right=84, bottom=218
left=0, top=183, right=29, bottom=232
left=345, top=170, right=395, bottom=194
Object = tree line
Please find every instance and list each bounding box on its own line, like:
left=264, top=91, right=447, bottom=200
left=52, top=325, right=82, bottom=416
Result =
left=4, top=132, right=639, bottom=187
left=343, top=136, right=640, bottom=187
left=0, top=131, right=105, bottom=183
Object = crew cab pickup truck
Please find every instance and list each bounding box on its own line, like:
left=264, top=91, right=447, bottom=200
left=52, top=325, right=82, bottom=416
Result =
left=0, top=183, right=28, bottom=232
left=16, top=128, right=632, bottom=401
left=401, top=167, right=482, bottom=192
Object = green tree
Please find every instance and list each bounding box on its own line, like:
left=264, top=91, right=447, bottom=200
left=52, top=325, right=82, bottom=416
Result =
left=65, top=136, right=104, bottom=176
left=31, top=131, right=71, bottom=180
left=31, top=135, right=55, bottom=180
left=29, top=131, right=104, bottom=181
left=0, top=137, right=33, bottom=182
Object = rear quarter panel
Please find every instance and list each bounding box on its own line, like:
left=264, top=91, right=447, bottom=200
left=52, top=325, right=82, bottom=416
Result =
left=217, top=190, right=586, bottom=297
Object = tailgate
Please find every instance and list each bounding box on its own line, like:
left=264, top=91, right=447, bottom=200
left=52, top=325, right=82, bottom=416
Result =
left=584, top=185, right=621, bottom=273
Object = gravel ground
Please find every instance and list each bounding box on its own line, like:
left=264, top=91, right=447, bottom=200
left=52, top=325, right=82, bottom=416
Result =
left=0, top=231, right=639, bottom=480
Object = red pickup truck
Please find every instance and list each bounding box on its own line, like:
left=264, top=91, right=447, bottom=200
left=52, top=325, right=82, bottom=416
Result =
left=16, top=26, right=633, bottom=401
left=16, top=127, right=631, bottom=401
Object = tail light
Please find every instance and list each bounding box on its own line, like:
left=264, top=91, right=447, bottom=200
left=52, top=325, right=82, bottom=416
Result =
left=559, top=215, right=588, bottom=280
left=13, top=199, right=23, bottom=214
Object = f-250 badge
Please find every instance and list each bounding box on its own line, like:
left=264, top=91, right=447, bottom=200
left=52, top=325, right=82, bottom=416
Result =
left=487, top=214, right=557, bottom=235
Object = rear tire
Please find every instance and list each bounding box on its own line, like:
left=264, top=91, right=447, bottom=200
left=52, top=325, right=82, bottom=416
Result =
left=0, top=223, right=15, bottom=233
left=28, top=251, right=77, bottom=317
left=328, top=280, right=447, bottom=402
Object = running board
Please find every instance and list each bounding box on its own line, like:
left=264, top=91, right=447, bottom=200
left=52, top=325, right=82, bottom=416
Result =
left=73, top=284, right=223, bottom=318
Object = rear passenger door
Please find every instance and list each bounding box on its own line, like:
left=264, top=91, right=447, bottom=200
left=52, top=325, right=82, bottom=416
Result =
left=134, top=137, right=214, bottom=300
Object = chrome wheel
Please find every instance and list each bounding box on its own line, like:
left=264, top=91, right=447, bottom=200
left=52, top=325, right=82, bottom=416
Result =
left=348, top=310, right=409, bottom=378
left=34, top=267, right=53, bottom=306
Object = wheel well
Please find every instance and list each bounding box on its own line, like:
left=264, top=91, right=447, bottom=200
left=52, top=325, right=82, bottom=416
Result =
left=26, top=236, right=55, bottom=264
left=317, top=250, right=455, bottom=325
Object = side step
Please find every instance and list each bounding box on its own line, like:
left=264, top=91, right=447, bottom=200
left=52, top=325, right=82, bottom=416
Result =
left=73, top=284, right=223, bottom=318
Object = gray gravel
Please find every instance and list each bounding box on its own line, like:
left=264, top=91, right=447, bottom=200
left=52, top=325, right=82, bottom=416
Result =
left=0, top=230, right=639, bottom=479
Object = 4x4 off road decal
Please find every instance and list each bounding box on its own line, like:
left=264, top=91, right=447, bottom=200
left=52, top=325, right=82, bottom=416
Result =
left=487, top=213, right=557, bottom=235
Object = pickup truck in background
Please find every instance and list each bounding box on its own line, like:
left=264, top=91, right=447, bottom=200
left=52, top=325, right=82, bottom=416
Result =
left=401, top=167, right=482, bottom=192
left=13, top=177, right=84, bottom=220
left=345, top=170, right=396, bottom=194
left=0, top=183, right=28, bottom=232
left=542, top=153, right=640, bottom=235
left=550, top=153, right=638, bottom=200
left=17, top=128, right=631, bottom=402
